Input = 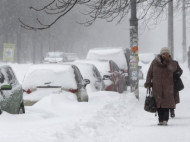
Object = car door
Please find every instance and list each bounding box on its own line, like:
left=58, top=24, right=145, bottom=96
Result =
left=0, top=66, right=23, bottom=114
left=72, top=65, right=83, bottom=89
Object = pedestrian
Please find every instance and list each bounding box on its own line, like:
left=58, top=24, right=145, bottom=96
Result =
left=144, top=47, right=177, bottom=126
left=170, top=61, right=183, bottom=118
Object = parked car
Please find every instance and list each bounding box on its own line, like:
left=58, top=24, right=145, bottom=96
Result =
left=43, top=52, right=68, bottom=63
left=86, top=47, right=130, bottom=85
left=22, top=64, right=90, bottom=105
left=0, top=65, right=25, bottom=114
left=75, top=60, right=126, bottom=93
left=72, top=62, right=105, bottom=92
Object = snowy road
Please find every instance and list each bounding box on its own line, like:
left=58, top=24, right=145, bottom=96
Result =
left=0, top=63, right=189, bottom=142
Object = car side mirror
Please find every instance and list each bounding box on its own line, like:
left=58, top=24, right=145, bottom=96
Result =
left=0, top=84, right=12, bottom=90
left=82, top=79, right=90, bottom=87
left=103, top=75, right=111, bottom=80
left=119, top=69, right=124, bottom=74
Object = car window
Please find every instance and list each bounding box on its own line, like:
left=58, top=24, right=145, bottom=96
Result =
left=0, top=71, right=5, bottom=84
left=72, top=66, right=83, bottom=88
left=4, top=67, right=17, bottom=85
left=93, top=66, right=102, bottom=81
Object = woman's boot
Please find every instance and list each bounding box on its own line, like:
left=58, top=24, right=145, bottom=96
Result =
left=170, top=109, right=175, bottom=118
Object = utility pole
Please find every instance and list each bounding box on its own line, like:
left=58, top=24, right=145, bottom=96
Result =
left=129, top=0, right=139, bottom=99
left=168, top=0, right=174, bottom=58
left=182, top=0, right=187, bottom=62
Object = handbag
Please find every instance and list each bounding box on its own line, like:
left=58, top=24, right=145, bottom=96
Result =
left=173, top=77, right=184, bottom=91
left=144, top=88, right=156, bottom=113
left=173, top=63, right=184, bottom=91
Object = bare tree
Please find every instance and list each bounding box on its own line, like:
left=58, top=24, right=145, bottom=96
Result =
left=19, top=0, right=155, bottom=30
left=19, top=0, right=183, bottom=31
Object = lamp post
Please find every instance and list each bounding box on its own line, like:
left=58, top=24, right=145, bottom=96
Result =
left=129, top=0, right=139, bottom=99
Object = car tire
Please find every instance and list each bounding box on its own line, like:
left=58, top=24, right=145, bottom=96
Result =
left=78, top=94, right=88, bottom=102
left=82, top=95, right=89, bottom=102
left=19, top=102, right=25, bottom=114
left=116, top=84, right=122, bottom=93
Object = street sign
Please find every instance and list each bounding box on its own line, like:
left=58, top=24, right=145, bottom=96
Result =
left=3, top=43, right=15, bottom=62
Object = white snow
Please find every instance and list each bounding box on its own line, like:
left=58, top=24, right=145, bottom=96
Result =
left=86, top=48, right=128, bottom=69
left=139, top=53, right=156, bottom=64
left=75, top=60, right=111, bottom=77
left=0, top=60, right=189, bottom=142
left=22, top=64, right=77, bottom=90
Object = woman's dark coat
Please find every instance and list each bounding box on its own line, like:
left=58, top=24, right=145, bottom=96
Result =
left=145, top=55, right=177, bottom=108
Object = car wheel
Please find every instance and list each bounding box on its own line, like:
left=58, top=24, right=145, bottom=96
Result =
left=116, top=83, right=121, bottom=93
left=77, top=93, right=88, bottom=102
left=19, top=102, right=25, bottom=114
left=82, top=95, right=88, bottom=102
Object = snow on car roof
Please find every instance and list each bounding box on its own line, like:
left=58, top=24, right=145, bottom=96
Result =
left=22, top=64, right=77, bottom=90
left=74, top=60, right=110, bottom=76
left=86, top=47, right=128, bottom=69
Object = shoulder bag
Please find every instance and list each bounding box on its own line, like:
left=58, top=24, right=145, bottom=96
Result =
left=173, top=62, right=184, bottom=91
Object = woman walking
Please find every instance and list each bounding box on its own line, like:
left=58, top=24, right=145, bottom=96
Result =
left=144, top=47, right=177, bottom=125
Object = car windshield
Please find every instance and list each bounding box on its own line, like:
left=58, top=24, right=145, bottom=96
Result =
left=0, top=68, right=14, bottom=85
left=0, top=71, right=5, bottom=84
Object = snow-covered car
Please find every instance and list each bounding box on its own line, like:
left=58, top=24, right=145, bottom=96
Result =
left=86, top=47, right=130, bottom=86
left=22, top=64, right=90, bottom=105
left=75, top=60, right=126, bottom=93
left=0, top=65, right=25, bottom=114
left=43, top=52, right=68, bottom=63
left=72, top=62, right=105, bottom=92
